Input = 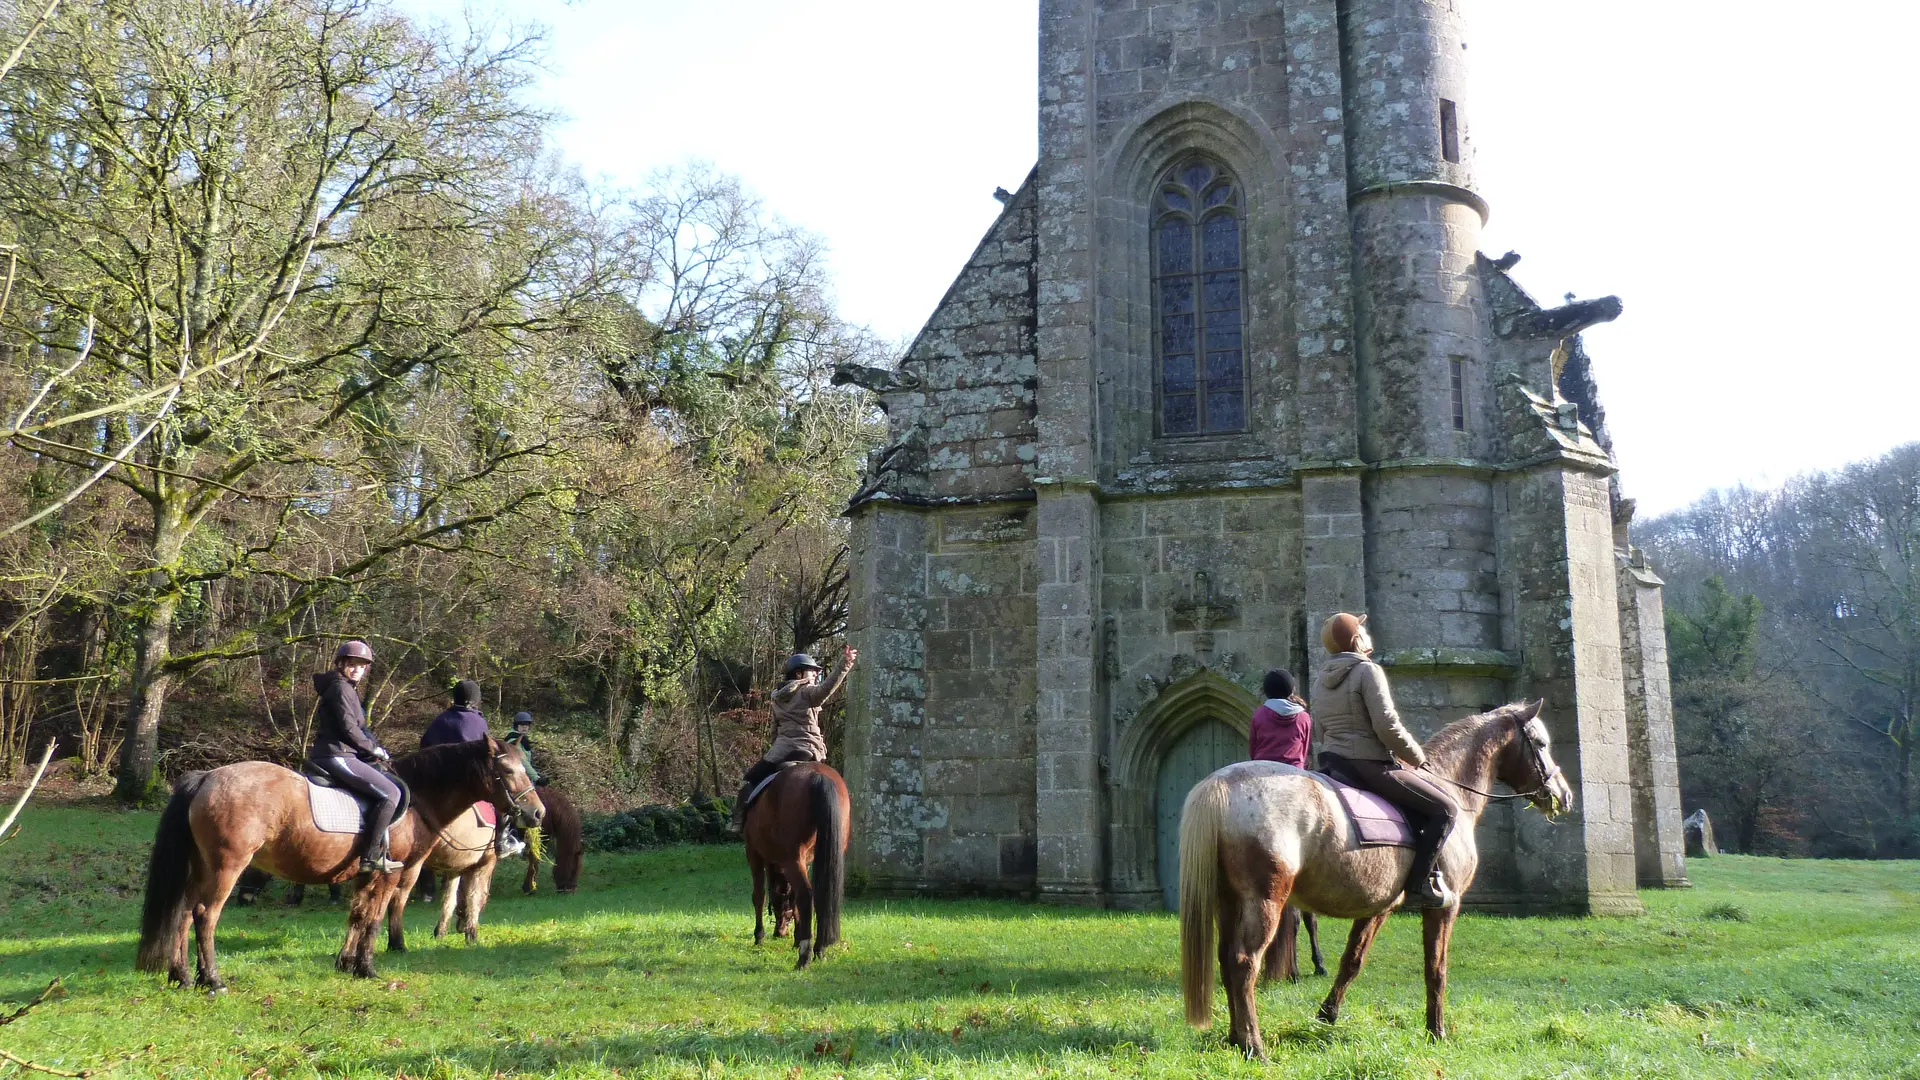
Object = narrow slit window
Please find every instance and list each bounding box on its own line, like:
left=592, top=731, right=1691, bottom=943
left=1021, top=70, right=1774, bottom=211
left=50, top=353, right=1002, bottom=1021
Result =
left=1439, top=99, right=1460, bottom=164
left=1152, top=157, right=1246, bottom=435
left=1450, top=357, right=1467, bottom=431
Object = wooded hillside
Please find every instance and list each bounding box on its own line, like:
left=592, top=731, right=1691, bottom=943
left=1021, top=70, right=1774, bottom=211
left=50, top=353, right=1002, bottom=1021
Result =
left=0, top=0, right=882, bottom=807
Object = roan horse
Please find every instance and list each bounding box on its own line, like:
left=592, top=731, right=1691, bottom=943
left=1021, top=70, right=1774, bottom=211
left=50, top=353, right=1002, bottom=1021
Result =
left=1179, top=701, right=1573, bottom=1055
left=137, top=737, right=543, bottom=987
left=743, top=761, right=848, bottom=969
left=387, top=785, right=584, bottom=950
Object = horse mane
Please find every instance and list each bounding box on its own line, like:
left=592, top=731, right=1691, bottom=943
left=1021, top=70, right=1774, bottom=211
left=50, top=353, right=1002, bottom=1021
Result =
left=390, top=738, right=492, bottom=790
left=1422, top=701, right=1535, bottom=760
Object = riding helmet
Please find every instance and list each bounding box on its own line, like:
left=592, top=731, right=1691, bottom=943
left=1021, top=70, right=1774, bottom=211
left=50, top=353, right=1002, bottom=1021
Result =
left=335, top=640, right=375, bottom=664
left=1320, top=613, right=1367, bottom=655
left=452, top=679, right=482, bottom=706
left=782, top=653, right=823, bottom=679
left=512, top=711, right=534, bottom=727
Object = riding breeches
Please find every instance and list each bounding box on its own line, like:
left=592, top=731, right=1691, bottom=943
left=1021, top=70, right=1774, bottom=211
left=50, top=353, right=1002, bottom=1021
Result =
left=742, top=747, right=820, bottom=787
left=318, top=755, right=402, bottom=848
left=1322, top=753, right=1460, bottom=850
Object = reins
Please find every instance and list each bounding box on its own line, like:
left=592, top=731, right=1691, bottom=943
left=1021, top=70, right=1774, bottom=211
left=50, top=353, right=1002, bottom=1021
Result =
left=1425, top=713, right=1564, bottom=801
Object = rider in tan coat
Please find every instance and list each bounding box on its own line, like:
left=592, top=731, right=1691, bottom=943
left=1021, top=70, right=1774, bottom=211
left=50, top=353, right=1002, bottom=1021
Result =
left=1315, top=613, right=1460, bottom=908
left=729, top=645, right=857, bottom=829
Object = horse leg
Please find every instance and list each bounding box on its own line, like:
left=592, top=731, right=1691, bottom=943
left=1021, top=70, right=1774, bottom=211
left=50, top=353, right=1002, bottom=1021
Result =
left=781, top=858, right=815, bottom=970
left=190, top=855, right=247, bottom=992
left=341, top=874, right=388, bottom=978
left=435, top=873, right=459, bottom=939
left=749, top=851, right=768, bottom=946
left=1220, top=884, right=1282, bottom=1061
left=1264, top=905, right=1300, bottom=985
left=387, top=862, right=423, bottom=953
left=1423, top=906, right=1458, bottom=1039
left=522, top=846, right=537, bottom=895
left=1316, top=912, right=1389, bottom=1026
left=461, top=860, right=493, bottom=945
left=1305, top=911, right=1327, bottom=976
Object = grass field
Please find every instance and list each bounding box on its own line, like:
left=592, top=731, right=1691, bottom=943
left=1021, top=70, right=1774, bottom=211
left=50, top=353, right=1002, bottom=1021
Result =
left=2, top=805, right=1917, bottom=1079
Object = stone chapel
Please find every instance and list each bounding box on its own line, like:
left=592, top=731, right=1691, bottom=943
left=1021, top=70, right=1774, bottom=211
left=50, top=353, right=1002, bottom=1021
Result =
left=834, top=0, right=1689, bottom=913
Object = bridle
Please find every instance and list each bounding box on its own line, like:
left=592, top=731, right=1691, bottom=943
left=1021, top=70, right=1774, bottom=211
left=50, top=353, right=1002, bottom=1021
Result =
left=1427, top=713, right=1565, bottom=803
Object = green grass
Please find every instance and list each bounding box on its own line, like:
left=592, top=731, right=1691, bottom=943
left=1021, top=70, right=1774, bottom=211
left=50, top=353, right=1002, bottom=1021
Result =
left=3, top=805, right=1919, bottom=1078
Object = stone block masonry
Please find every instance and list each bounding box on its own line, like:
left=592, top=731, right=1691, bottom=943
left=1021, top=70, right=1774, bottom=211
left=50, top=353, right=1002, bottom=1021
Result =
left=840, top=0, right=1687, bottom=915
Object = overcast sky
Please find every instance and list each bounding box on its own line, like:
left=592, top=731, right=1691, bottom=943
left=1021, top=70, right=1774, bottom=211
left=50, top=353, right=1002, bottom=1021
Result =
left=398, top=0, right=1918, bottom=517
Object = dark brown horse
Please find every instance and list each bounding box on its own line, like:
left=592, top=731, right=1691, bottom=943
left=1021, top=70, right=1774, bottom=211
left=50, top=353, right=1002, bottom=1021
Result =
left=1180, top=702, right=1573, bottom=1054
left=137, top=737, right=542, bottom=988
left=522, top=785, right=583, bottom=895
left=743, top=762, right=848, bottom=969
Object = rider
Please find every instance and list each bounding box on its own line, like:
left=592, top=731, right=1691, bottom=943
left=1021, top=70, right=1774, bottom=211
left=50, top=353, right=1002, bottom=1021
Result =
left=1314, top=613, right=1460, bottom=909
left=419, top=680, right=523, bottom=859
left=503, top=712, right=543, bottom=787
left=308, top=640, right=404, bottom=873
left=1249, top=668, right=1311, bottom=769
left=728, top=645, right=858, bottom=831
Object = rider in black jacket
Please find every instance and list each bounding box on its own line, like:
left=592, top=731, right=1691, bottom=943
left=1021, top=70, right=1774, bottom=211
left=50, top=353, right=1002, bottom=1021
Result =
left=306, top=640, right=404, bottom=873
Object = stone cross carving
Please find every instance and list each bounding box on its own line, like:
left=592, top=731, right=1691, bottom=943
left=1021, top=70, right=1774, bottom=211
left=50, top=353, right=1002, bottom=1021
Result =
left=1173, top=570, right=1238, bottom=663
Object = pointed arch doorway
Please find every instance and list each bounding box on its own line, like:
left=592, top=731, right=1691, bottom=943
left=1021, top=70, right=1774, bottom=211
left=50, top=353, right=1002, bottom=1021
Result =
left=1154, top=717, right=1244, bottom=909
left=1108, top=668, right=1256, bottom=910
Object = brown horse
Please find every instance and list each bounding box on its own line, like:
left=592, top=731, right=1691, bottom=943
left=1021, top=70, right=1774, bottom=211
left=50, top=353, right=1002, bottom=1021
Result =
left=137, top=737, right=542, bottom=988
left=743, top=762, right=848, bottom=969
left=521, top=785, right=583, bottom=895
left=1179, top=701, right=1573, bottom=1055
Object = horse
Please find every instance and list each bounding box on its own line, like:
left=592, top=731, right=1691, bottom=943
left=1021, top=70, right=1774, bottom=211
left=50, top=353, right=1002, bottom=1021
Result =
left=136, top=737, right=543, bottom=988
left=385, top=785, right=584, bottom=951
left=521, top=785, right=582, bottom=895
left=743, top=761, right=848, bottom=969
left=1178, top=700, right=1573, bottom=1055
left=1266, top=904, right=1326, bottom=982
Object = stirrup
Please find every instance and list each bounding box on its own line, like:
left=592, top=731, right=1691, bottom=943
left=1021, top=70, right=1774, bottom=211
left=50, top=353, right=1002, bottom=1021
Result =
left=360, top=854, right=403, bottom=873
left=1410, top=868, right=1456, bottom=909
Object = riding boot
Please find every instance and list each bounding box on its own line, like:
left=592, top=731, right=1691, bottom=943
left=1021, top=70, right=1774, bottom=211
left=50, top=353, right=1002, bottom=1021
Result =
left=1403, top=822, right=1455, bottom=909
left=496, top=823, right=526, bottom=858
left=727, top=782, right=754, bottom=833
left=359, top=831, right=403, bottom=874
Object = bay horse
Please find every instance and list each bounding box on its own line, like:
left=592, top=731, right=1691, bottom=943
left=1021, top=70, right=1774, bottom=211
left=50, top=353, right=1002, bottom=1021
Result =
left=743, top=761, right=848, bottom=969
left=1179, top=700, right=1573, bottom=1055
left=137, top=737, right=542, bottom=988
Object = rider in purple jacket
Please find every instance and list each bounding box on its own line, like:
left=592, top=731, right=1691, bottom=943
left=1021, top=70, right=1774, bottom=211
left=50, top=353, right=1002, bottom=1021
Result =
left=421, top=680, right=489, bottom=747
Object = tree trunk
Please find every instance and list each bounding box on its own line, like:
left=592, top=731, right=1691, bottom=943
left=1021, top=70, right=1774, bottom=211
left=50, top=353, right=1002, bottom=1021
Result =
left=114, top=498, right=188, bottom=804
left=114, top=593, right=178, bottom=803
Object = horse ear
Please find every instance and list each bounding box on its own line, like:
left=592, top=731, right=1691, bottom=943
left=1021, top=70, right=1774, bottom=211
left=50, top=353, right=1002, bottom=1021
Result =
left=486, top=735, right=503, bottom=753
left=1520, top=699, right=1543, bottom=721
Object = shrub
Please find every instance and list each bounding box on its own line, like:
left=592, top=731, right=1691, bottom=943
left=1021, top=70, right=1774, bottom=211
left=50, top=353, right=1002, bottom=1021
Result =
left=582, top=794, right=733, bottom=852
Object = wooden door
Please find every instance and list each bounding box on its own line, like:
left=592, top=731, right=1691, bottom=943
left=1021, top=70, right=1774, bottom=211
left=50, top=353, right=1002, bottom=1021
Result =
left=1155, top=718, right=1244, bottom=910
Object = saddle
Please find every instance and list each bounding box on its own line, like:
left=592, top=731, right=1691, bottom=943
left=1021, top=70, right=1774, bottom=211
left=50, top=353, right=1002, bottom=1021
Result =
left=300, top=763, right=412, bottom=835
left=1311, top=766, right=1415, bottom=848
left=742, top=761, right=805, bottom=814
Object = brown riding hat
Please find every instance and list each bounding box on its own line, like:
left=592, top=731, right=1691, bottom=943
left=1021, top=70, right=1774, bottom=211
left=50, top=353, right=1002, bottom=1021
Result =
left=1320, top=612, right=1367, bottom=655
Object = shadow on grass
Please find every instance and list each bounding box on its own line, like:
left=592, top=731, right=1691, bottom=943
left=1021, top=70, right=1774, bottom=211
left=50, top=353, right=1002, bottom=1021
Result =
left=365, top=1016, right=1164, bottom=1076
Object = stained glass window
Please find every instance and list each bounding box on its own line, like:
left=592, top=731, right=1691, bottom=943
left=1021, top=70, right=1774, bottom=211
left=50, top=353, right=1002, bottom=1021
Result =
left=1152, top=157, right=1245, bottom=435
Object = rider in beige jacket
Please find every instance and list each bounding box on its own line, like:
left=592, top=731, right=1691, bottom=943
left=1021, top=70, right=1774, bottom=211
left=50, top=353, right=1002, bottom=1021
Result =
left=1315, top=613, right=1460, bottom=908
left=729, top=645, right=857, bottom=829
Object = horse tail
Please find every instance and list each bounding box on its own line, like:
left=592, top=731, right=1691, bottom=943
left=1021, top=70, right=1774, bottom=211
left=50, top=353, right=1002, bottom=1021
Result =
left=545, top=788, right=584, bottom=893
left=138, top=770, right=209, bottom=972
left=1179, top=773, right=1230, bottom=1028
left=808, top=770, right=845, bottom=950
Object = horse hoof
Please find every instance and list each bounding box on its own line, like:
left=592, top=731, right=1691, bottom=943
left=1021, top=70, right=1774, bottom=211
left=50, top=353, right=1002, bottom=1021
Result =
left=1316, top=1004, right=1339, bottom=1026
left=795, top=945, right=813, bottom=970
left=200, top=980, right=227, bottom=995
left=389, top=942, right=407, bottom=953
left=464, top=930, right=478, bottom=946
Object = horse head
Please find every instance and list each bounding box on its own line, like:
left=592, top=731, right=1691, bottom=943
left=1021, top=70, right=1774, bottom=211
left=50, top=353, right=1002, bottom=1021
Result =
left=485, top=736, right=546, bottom=828
left=1495, top=700, right=1574, bottom=817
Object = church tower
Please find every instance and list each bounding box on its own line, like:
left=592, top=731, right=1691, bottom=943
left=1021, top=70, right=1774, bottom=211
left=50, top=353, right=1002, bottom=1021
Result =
left=837, top=0, right=1688, bottom=913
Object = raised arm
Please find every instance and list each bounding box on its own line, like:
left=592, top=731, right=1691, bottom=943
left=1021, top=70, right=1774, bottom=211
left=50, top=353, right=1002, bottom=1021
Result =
left=798, top=646, right=858, bottom=708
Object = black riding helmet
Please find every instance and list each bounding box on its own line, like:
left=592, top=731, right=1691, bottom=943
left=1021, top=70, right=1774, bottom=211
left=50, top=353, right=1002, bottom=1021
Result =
left=782, top=653, right=823, bottom=680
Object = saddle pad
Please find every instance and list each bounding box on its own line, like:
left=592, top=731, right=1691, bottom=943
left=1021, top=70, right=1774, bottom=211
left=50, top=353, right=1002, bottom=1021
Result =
left=1326, top=777, right=1416, bottom=848
left=744, top=761, right=803, bottom=811
left=473, top=801, right=497, bottom=829
left=306, top=779, right=398, bottom=840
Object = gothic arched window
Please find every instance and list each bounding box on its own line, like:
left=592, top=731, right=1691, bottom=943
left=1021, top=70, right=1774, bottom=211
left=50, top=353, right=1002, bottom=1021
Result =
left=1153, top=158, right=1245, bottom=435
